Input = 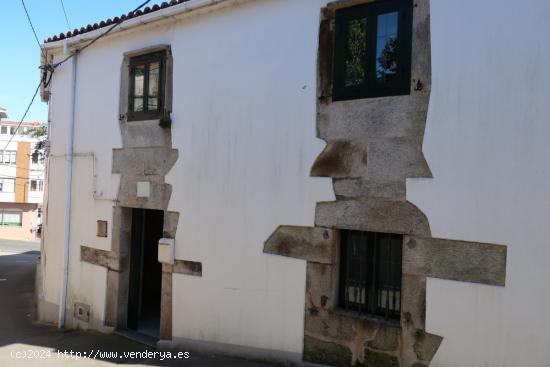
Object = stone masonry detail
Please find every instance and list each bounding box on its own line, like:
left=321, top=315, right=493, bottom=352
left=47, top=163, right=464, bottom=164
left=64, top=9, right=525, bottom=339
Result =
left=263, top=1, right=507, bottom=366
left=80, top=46, right=202, bottom=340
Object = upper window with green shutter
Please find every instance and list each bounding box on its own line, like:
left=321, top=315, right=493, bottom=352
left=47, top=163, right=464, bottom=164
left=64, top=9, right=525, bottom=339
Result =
left=128, top=51, right=166, bottom=121
left=332, top=0, right=413, bottom=101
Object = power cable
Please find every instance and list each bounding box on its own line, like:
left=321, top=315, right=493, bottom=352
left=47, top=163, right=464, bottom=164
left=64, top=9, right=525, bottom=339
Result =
left=59, top=0, right=71, bottom=31
left=53, top=0, right=151, bottom=68
left=20, top=0, right=46, bottom=59
left=9, top=0, right=151, bottom=165
left=0, top=81, right=42, bottom=154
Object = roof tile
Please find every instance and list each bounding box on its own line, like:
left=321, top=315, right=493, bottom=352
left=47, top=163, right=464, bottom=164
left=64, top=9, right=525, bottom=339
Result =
left=44, top=0, right=191, bottom=44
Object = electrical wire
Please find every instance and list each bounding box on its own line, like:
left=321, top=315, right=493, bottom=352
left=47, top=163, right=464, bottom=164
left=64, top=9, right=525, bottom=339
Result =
left=0, top=81, right=42, bottom=154
left=59, top=0, right=71, bottom=31
left=9, top=0, right=152, bottom=165
left=53, top=0, right=151, bottom=68
left=20, top=0, right=46, bottom=59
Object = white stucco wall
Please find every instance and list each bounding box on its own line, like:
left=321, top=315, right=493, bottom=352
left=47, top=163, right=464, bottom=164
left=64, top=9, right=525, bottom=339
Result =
left=41, top=0, right=550, bottom=364
left=408, top=1, right=550, bottom=366
left=42, top=0, right=333, bottom=353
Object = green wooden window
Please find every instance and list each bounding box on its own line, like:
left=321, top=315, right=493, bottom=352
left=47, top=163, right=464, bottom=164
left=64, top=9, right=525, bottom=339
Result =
left=128, top=51, right=166, bottom=121
left=332, top=0, right=413, bottom=101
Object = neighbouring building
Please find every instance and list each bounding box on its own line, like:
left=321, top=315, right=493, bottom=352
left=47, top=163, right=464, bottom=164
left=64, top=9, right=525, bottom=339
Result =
left=0, top=111, right=44, bottom=241
left=36, top=0, right=550, bottom=366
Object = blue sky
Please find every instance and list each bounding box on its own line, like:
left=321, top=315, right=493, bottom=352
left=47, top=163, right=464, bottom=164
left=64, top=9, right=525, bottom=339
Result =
left=0, top=1, right=152, bottom=123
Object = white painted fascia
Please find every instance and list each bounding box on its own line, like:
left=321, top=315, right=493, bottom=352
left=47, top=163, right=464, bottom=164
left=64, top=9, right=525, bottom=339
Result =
left=41, top=0, right=253, bottom=52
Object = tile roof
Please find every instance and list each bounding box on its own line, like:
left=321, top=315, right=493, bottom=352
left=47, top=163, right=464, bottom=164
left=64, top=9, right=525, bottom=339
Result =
left=44, top=0, right=190, bottom=44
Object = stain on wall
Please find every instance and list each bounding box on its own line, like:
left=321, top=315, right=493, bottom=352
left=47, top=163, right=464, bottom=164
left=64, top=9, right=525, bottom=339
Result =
left=263, top=1, right=507, bottom=366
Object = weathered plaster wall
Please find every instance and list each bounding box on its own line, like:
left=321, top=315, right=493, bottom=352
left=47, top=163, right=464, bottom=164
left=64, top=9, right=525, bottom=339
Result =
left=408, top=1, right=550, bottom=366
left=164, top=0, right=334, bottom=356
left=40, top=0, right=334, bottom=358
left=39, top=0, right=549, bottom=365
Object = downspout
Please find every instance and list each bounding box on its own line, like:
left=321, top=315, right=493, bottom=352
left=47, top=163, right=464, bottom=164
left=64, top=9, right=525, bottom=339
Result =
left=58, top=48, right=77, bottom=328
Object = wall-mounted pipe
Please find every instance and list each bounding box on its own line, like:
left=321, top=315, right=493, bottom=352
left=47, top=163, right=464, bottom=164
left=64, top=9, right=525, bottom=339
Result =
left=58, top=50, right=77, bottom=328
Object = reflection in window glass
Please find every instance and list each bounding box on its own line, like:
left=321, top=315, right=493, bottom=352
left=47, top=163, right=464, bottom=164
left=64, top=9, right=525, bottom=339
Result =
left=134, top=98, right=143, bottom=112
left=345, top=18, right=367, bottom=87
left=376, top=12, right=399, bottom=82
left=148, top=61, right=160, bottom=111
left=149, top=62, right=160, bottom=97
left=133, top=65, right=145, bottom=112
left=134, top=65, right=145, bottom=96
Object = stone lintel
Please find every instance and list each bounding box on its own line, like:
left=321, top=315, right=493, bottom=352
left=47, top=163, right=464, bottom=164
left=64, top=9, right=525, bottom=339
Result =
left=333, top=178, right=406, bottom=200
left=112, top=147, right=178, bottom=177
left=81, top=245, right=119, bottom=272
left=403, top=236, right=507, bottom=286
left=264, top=226, right=336, bottom=264
left=315, top=199, right=431, bottom=237
left=173, top=260, right=202, bottom=277
left=318, top=95, right=429, bottom=141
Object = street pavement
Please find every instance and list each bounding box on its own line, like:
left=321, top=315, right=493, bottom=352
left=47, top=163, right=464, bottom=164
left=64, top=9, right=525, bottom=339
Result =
left=0, top=238, right=280, bottom=367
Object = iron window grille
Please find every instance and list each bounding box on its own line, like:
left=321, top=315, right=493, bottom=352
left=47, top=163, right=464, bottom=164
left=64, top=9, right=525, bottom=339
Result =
left=339, top=230, right=403, bottom=320
left=332, top=0, right=413, bottom=101
left=127, top=51, right=166, bottom=121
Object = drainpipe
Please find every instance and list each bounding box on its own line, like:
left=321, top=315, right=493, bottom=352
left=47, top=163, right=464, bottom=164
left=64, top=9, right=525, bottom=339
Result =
left=58, top=48, right=77, bottom=328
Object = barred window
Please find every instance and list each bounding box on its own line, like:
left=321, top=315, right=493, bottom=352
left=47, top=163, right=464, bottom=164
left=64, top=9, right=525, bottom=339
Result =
left=339, top=230, right=402, bottom=320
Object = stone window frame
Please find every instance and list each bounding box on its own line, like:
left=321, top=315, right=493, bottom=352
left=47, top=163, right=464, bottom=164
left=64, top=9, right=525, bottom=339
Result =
left=119, top=45, right=173, bottom=125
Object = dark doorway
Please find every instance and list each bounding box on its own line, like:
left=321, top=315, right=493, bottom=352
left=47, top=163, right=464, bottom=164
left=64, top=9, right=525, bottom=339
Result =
left=127, top=208, right=163, bottom=338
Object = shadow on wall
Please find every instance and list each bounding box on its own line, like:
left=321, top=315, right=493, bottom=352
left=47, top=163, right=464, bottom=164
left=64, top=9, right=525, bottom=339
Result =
left=0, top=250, right=272, bottom=367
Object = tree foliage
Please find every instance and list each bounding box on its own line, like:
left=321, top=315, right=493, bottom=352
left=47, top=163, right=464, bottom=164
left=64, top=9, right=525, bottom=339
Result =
left=26, top=124, right=48, bottom=164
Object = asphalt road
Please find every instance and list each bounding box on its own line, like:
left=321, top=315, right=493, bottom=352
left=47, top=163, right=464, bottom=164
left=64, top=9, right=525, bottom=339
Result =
left=0, top=239, right=280, bottom=367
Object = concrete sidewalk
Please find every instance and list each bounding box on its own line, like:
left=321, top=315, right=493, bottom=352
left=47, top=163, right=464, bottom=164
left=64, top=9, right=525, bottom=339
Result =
left=0, top=238, right=40, bottom=255
left=0, top=242, right=278, bottom=367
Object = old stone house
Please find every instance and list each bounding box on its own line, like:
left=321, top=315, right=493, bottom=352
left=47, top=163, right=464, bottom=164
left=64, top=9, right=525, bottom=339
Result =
left=37, top=0, right=550, bottom=366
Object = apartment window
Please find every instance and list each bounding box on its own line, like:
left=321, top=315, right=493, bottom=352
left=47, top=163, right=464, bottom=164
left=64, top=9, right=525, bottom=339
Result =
left=30, top=179, right=43, bottom=192
left=0, top=151, right=17, bottom=164
left=0, top=178, right=15, bottom=192
left=332, top=0, right=413, bottom=101
left=127, top=51, right=166, bottom=121
left=0, top=209, right=22, bottom=227
left=9, top=126, right=17, bottom=135
left=339, top=230, right=402, bottom=320
left=0, top=126, right=6, bottom=134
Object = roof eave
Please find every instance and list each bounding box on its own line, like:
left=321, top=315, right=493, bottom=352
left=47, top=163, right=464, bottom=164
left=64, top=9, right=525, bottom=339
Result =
left=41, top=0, right=244, bottom=51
